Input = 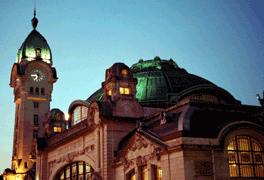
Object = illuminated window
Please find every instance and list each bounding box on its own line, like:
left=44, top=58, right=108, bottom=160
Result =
left=120, top=87, right=130, bottom=95
left=57, top=161, right=91, bottom=180
left=228, top=136, right=264, bottom=177
left=154, top=165, right=162, bottom=180
left=128, top=170, right=136, bottom=180
left=107, top=89, right=111, bottom=96
left=121, top=69, right=128, bottom=75
left=141, top=165, right=148, bottom=180
left=35, top=48, right=41, bottom=58
left=73, top=106, right=88, bottom=125
left=54, top=127, right=62, bottom=133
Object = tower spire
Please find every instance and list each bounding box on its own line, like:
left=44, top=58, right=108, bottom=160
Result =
left=31, top=8, right=38, bottom=29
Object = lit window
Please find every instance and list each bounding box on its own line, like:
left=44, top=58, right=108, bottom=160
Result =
left=73, top=106, right=88, bottom=125
left=54, top=127, right=62, bottom=133
left=141, top=165, right=148, bottom=180
left=121, top=69, right=128, bottom=75
left=120, top=87, right=130, bottom=95
left=154, top=165, right=162, bottom=180
left=129, top=170, right=136, bottom=180
left=35, top=48, right=41, bottom=58
left=107, top=89, right=112, bottom=96
left=57, top=162, right=91, bottom=180
left=228, top=136, right=264, bottom=177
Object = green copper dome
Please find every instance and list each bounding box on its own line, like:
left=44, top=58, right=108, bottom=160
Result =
left=87, top=57, right=240, bottom=108
left=16, top=12, right=52, bottom=65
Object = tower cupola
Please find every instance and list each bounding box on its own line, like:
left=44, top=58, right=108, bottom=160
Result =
left=16, top=10, right=52, bottom=65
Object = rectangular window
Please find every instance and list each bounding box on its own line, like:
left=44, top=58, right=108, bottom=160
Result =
left=54, top=127, right=62, bottom=133
left=34, top=102, right=38, bottom=108
left=154, top=165, right=162, bottom=180
left=120, top=87, right=130, bottom=94
left=141, top=165, right=148, bottom=180
left=34, top=115, right=38, bottom=125
left=129, top=171, right=136, bottom=180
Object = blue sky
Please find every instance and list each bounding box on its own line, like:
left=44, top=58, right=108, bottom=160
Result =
left=0, top=0, right=263, bottom=174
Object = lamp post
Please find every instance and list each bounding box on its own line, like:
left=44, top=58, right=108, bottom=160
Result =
left=256, top=91, right=264, bottom=109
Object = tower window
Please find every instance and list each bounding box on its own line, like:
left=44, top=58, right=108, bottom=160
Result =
left=35, top=48, right=41, bottom=58
left=35, top=87, right=39, bottom=95
left=121, top=69, right=128, bottom=75
left=34, top=115, right=38, bottom=125
left=34, top=102, right=38, bottom=108
left=30, top=87, right=34, bottom=94
left=41, top=88, right=45, bottom=95
left=107, top=89, right=111, bottom=96
left=120, top=87, right=130, bottom=95
left=25, top=162, right=28, bottom=168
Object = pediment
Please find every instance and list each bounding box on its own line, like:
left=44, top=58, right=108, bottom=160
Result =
left=115, top=130, right=167, bottom=169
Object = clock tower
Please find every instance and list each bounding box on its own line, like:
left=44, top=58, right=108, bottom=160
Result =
left=9, top=10, right=57, bottom=176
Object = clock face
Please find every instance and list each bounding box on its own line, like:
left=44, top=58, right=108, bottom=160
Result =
left=30, top=69, right=45, bottom=82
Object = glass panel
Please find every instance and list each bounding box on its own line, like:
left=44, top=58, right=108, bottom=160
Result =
left=85, top=173, right=91, bottom=180
left=82, top=107, right=88, bottom=121
left=155, top=166, right=162, bottom=180
left=240, top=165, right=254, bottom=177
left=79, top=175, right=84, bottom=180
left=60, top=171, right=64, bottom=180
left=237, top=136, right=251, bottom=151
left=228, top=151, right=238, bottom=163
left=74, top=106, right=81, bottom=125
left=141, top=165, right=148, bottom=180
left=72, top=164, right=77, bottom=177
left=66, top=166, right=70, bottom=178
left=239, top=152, right=252, bottom=164
left=229, top=164, right=239, bottom=177
left=253, top=152, right=263, bottom=164
left=79, top=163, right=84, bottom=174
left=252, top=139, right=263, bottom=151
left=129, top=171, right=136, bottom=180
left=255, top=165, right=264, bottom=177
left=227, top=138, right=236, bottom=150
left=86, top=165, right=90, bottom=173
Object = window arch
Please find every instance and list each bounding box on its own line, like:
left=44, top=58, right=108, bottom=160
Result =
left=56, top=161, right=92, bottom=180
left=228, top=136, right=264, bottom=177
left=30, top=87, right=34, bottom=94
left=35, top=87, right=39, bottom=95
left=73, top=106, right=88, bottom=125
left=41, top=88, right=45, bottom=95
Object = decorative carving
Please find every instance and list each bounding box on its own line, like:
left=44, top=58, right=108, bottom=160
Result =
left=120, top=157, right=133, bottom=170
left=130, top=134, right=148, bottom=151
left=136, top=156, right=147, bottom=166
left=90, top=167, right=103, bottom=180
left=48, top=144, right=95, bottom=176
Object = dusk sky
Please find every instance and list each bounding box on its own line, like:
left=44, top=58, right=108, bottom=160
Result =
left=0, top=0, right=263, bottom=174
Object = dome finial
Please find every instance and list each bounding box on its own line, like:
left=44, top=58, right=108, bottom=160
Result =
left=31, top=8, right=38, bottom=29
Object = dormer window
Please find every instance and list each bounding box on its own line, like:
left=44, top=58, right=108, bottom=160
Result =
left=121, top=69, right=128, bottom=75
left=35, top=48, right=41, bottom=59
left=107, top=89, right=112, bottom=96
left=120, top=87, right=130, bottom=95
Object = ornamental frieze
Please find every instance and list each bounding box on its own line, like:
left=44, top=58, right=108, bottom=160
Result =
left=48, top=144, right=95, bottom=177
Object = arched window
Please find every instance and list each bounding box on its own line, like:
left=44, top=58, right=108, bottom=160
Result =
left=121, top=69, right=128, bottom=75
left=228, top=136, right=264, bottom=177
left=41, top=88, right=45, bottom=95
left=73, top=106, right=88, bottom=125
left=57, top=161, right=92, bottom=180
left=30, top=87, right=34, bottom=94
left=35, top=87, right=39, bottom=95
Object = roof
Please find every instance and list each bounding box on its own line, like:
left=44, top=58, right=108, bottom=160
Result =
left=87, top=57, right=239, bottom=108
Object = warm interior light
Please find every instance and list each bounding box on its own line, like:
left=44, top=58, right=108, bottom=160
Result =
left=121, top=69, right=128, bottom=75
left=107, top=89, right=112, bottom=96
left=120, top=87, right=129, bottom=95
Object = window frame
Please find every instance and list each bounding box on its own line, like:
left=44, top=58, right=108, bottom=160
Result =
left=228, top=135, right=264, bottom=178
